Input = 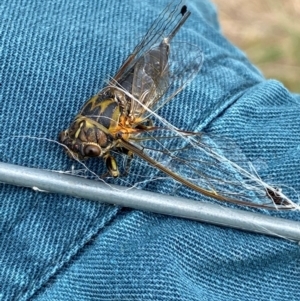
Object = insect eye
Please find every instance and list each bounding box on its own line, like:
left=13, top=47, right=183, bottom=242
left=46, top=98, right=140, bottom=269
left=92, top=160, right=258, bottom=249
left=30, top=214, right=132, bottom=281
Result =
left=83, top=145, right=101, bottom=157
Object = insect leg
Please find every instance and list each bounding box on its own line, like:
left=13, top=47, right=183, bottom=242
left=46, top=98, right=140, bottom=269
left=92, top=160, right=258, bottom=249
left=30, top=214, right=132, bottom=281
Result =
left=117, top=147, right=134, bottom=176
left=135, top=118, right=154, bottom=130
left=104, top=153, right=119, bottom=178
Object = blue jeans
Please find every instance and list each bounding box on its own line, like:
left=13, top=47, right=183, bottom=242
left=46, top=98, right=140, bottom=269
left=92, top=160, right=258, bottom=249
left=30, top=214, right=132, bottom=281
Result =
left=1, top=0, right=300, bottom=300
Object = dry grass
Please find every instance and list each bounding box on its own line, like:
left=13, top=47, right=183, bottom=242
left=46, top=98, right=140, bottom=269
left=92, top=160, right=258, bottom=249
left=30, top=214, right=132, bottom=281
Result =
left=212, top=0, right=300, bottom=92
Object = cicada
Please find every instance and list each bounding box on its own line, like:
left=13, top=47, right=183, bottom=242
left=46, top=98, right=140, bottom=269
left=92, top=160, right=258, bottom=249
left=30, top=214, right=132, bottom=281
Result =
left=59, top=2, right=298, bottom=210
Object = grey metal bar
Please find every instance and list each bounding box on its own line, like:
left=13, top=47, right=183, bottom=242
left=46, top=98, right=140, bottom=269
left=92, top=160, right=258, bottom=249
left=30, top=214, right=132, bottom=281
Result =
left=1, top=162, right=300, bottom=241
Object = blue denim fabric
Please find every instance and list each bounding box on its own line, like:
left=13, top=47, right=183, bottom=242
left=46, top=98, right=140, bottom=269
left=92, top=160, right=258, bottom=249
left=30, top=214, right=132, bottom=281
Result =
left=1, top=1, right=300, bottom=300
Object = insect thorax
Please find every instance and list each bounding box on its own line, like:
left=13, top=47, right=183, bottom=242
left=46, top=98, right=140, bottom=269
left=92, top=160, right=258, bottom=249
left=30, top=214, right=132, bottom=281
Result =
left=80, top=93, right=121, bottom=131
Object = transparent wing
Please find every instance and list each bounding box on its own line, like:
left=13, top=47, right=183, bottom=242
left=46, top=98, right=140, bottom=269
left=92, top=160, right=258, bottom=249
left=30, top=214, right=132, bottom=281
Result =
left=127, top=41, right=203, bottom=120
left=111, top=1, right=189, bottom=83
left=106, top=1, right=203, bottom=122
left=113, top=41, right=203, bottom=121
left=118, top=127, right=299, bottom=210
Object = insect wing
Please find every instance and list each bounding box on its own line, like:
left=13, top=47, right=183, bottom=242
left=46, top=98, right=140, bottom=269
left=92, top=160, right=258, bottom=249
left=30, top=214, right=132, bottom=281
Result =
left=112, top=1, right=189, bottom=84
left=120, top=129, right=298, bottom=210
left=125, top=41, right=203, bottom=120
left=142, top=41, right=203, bottom=119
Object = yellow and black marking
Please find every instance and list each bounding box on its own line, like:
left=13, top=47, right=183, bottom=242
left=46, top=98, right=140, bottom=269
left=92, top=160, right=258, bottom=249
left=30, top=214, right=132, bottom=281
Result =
left=80, top=95, right=121, bottom=131
left=59, top=2, right=191, bottom=177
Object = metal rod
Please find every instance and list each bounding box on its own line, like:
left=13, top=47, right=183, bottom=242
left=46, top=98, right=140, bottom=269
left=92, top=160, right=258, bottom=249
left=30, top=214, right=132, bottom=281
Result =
left=1, top=162, right=300, bottom=241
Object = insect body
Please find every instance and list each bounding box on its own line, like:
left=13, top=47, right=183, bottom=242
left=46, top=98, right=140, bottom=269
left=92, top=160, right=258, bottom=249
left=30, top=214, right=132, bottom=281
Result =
left=60, top=3, right=191, bottom=178
left=60, top=2, right=298, bottom=210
